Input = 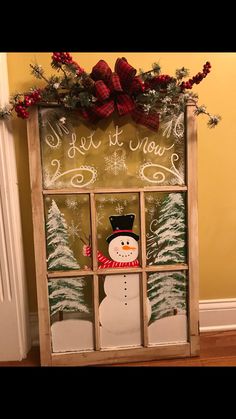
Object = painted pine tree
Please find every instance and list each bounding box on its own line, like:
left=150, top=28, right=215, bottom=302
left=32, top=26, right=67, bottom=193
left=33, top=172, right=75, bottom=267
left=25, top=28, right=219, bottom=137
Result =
left=46, top=199, right=80, bottom=270
left=146, top=193, right=186, bottom=265
left=48, top=277, right=90, bottom=316
left=147, top=271, right=187, bottom=325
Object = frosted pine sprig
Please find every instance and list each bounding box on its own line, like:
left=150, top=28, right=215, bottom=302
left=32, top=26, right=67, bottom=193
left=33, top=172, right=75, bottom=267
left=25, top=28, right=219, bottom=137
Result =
left=0, top=105, right=12, bottom=119
left=207, top=115, right=221, bottom=128
left=175, top=67, right=189, bottom=80
left=194, top=105, right=207, bottom=115
left=30, top=63, right=45, bottom=79
left=194, top=105, right=222, bottom=128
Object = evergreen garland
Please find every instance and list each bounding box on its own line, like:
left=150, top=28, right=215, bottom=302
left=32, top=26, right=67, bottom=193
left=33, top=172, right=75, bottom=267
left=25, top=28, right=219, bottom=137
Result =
left=0, top=52, right=221, bottom=130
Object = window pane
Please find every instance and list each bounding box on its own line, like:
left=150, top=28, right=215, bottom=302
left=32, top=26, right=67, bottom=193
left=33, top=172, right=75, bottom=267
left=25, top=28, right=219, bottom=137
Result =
left=145, top=192, right=187, bottom=265
left=39, top=107, right=185, bottom=189
left=95, top=193, right=140, bottom=269
left=147, top=271, right=188, bottom=344
left=48, top=276, right=94, bottom=352
left=44, top=195, right=91, bottom=271
left=99, top=273, right=142, bottom=348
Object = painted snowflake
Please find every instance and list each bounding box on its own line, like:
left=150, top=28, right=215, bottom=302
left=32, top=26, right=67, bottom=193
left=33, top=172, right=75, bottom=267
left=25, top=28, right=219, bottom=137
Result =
left=65, top=198, right=79, bottom=211
left=104, top=149, right=127, bottom=176
left=96, top=213, right=104, bottom=226
left=97, top=204, right=104, bottom=211
left=97, top=196, right=106, bottom=203
left=147, top=206, right=156, bottom=218
left=109, top=197, right=118, bottom=204
left=145, top=195, right=155, bottom=204
left=115, top=203, right=124, bottom=214
left=43, top=170, right=53, bottom=188
left=122, top=200, right=128, bottom=207
left=154, top=197, right=162, bottom=206
left=68, top=220, right=81, bottom=241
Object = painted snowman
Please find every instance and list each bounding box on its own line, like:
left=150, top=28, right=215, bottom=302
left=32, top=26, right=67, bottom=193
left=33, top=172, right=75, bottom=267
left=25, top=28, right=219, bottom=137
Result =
left=98, top=214, right=151, bottom=341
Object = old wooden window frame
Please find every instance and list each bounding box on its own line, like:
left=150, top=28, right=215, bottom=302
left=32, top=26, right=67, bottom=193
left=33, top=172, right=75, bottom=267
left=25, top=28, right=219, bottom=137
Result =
left=27, top=99, right=199, bottom=366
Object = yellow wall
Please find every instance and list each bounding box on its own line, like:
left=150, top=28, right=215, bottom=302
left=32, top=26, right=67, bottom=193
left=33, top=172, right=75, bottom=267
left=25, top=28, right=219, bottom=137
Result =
left=7, top=52, right=236, bottom=311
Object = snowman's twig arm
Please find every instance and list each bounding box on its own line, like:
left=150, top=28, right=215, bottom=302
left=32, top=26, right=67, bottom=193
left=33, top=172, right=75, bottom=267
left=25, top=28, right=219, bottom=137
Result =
left=79, top=237, right=87, bottom=245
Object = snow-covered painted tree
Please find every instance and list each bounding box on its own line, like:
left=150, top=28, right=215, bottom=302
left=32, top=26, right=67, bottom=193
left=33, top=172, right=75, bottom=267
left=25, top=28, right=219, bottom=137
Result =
left=147, top=271, right=187, bottom=325
left=146, top=193, right=186, bottom=265
left=46, top=199, right=80, bottom=270
left=48, top=277, right=90, bottom=316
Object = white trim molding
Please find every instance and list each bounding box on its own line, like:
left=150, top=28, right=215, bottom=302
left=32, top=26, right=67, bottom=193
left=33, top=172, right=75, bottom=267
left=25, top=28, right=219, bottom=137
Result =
left=0, top=53, right=30, bottom=360
left=199, top=299, right=236, bottom=332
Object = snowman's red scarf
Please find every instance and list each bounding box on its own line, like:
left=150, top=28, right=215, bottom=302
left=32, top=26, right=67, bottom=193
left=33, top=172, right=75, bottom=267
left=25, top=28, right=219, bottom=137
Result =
left=97, top=251, right=140, bottom=269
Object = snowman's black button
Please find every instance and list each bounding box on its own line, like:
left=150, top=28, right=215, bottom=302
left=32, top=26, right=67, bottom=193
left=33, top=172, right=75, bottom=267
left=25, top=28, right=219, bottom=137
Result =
left=125, top=295, right=127, bottom=298
left=124, top=288, right=127, bottom=290
left=125, top=303, right=127, bottom=306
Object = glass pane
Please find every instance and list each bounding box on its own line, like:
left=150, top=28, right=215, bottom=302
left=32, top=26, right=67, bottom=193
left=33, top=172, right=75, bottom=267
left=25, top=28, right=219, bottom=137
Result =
left=95, top=193, right=140, bottom=269
left=39, top=107, right=185, bottom=189
left=99, top=273, right=142, bottom=348
left=147, top=271, right=188, bottom=344
left=145, top=192, right=187, bottom=265
left=48, top=276, right=94, bottom=352
left=44, top=195, right=91, bottom=271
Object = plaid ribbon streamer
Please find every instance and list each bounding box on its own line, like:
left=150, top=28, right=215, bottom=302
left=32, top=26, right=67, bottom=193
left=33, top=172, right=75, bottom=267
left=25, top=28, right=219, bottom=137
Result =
left=116, top=94, right=135, bottom=115
left=132, top=106, right=159, bottom=131
left=78, top=101, right=115, bottom=122
left=84, top=58, right=159, bottom=131
left=95, top=80, right=110, bottom=101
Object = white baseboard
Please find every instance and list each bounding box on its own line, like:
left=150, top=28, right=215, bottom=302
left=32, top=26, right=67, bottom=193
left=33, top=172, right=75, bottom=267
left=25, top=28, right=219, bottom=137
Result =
left=199, top=299, right=236, bottom=332
left=29, top=299, right=236, bottom=346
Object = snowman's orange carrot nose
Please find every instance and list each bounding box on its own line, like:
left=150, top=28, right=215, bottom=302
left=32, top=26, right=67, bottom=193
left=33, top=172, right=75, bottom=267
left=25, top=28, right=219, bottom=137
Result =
left=122, top=245, right=136, bottom=250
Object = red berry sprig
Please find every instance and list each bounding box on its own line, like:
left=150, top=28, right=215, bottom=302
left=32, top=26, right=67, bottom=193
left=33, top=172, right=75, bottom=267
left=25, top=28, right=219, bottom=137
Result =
left=52, top=52, right=84, bottom=75
left=153, top=74, right=175, bottom=85
left=15, top=102, right=29, bottom=119
left=181, top=61, right=211, bottom=90
left=144, top=74, right=175, bottom=91
left=52, top=52, right=73, bottom=65
left=15, top=89, right=42, bottom=119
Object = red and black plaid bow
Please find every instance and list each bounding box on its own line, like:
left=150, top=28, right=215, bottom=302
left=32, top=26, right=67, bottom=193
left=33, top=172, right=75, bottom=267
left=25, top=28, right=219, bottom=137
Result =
left=80, top=58, right=159, bottom=131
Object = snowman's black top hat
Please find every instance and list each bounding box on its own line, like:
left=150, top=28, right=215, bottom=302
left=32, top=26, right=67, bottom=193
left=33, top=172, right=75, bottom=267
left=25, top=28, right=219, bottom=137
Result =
left=106, top=214, right=139, bottom=244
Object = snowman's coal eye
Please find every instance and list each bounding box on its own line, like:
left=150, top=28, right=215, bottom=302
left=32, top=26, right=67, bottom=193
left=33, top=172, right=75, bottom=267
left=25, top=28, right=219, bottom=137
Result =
left=127, top=241, right=129, bottom=245
left=121, top=241, right=124, bottom=245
